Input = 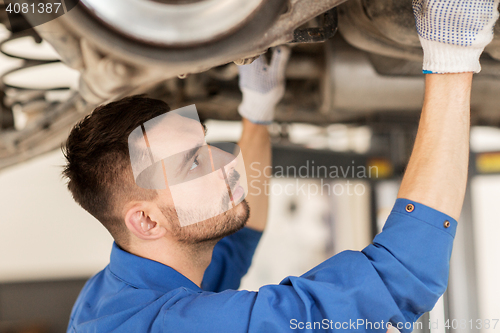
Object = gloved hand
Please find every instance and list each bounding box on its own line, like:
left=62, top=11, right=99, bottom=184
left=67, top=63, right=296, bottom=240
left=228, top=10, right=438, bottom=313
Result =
left=413, top=0, right=500, bottom=73
left=237, top=46, right=291, bottom=124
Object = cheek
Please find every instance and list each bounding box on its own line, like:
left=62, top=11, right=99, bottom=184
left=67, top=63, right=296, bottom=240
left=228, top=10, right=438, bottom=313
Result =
left=170, top=172, right=227, bottom=206
left=169, top=172, right=231, bottom=227
left=204, top=171, right=229, bottom=198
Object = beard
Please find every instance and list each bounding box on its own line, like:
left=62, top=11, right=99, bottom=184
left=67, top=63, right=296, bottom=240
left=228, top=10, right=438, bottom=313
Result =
left=221, top=169, right=242, bottom=210
left=160, top=198, right=250, bottom=245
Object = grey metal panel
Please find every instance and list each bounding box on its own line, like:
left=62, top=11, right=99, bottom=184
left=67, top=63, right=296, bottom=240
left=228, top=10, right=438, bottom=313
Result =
left=447, top=183, right=480, bottom=333
left=0, top=278, right=88, bottom=333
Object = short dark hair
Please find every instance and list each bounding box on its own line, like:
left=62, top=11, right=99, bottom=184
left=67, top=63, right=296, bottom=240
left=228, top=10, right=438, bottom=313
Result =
left=62, top=95, right=170, bottom=247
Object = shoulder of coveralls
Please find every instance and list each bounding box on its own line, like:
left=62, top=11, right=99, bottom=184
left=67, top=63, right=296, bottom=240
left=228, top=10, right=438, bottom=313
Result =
left=219, top=226, right=263, bottom=240
left=235, top=226, right=264, bottom=239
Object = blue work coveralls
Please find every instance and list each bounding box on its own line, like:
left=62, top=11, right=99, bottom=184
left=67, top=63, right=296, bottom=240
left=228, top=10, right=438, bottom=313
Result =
left=67, top=198, right=457, bottom=332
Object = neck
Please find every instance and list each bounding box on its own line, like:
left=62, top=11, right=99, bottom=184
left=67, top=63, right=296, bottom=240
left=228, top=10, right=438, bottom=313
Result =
left=128, top=238, right=217, bottom=287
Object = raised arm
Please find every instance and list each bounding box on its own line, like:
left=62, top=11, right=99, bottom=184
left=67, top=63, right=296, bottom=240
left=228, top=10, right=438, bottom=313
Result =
left=201, top=48, right=290, bottom=291
left=202, top=117, right=272, bottom=291
left=398, top=0, right=500, bottom=220
left=397, top=73, right=472, bottom=220
left=202, top=118, right=271, bottom=292
left=238, top=119, right=271, bottom=231
left=236, top=46, right=290, bottom=231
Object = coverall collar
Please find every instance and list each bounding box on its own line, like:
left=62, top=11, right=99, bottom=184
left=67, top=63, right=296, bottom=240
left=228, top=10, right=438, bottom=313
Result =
left=109, top=242, right=202, bottom=293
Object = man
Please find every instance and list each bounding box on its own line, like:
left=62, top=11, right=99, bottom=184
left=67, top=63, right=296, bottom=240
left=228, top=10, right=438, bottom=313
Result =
left=65, top=1, right=499, bottom=332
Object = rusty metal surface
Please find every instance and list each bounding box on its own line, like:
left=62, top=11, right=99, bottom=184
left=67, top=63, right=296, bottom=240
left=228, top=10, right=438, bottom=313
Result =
left=290, top=8, right=338, bottom=44
left=30, top=0, right=346, bottom=104
left=338, top=0, right=500, bottom=62
left=337, top=0, right=423, bottom=61
left=3, top=0, right=500, bottom=171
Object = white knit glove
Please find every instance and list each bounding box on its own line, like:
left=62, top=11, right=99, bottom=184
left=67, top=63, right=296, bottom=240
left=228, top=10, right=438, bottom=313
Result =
left=413, top=0, right=500, bottom=73
left=238, top=46, right=290, bottom=124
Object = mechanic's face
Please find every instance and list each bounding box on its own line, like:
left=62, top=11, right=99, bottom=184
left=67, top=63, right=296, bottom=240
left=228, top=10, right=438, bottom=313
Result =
left=137, top=111, right=249, bottom=240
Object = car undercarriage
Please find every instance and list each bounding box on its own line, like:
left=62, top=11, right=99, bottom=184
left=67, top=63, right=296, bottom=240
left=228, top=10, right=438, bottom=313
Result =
left=1, top=0, right=500, bottom=170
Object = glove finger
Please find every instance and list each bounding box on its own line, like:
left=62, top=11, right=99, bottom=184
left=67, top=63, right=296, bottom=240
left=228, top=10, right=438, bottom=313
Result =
left=411, top=0, right=424, bottom=17
left=270, top=45, right=291, bottom=69
left=269, top=45, right=291, bottom=81
left=237, top=53, right=267, bottom=78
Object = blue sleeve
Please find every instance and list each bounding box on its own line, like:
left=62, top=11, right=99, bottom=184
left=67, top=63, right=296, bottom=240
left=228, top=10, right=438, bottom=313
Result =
left=163, top=199, right=457, bottom=333
left=201, top=227, right=263, bottom=292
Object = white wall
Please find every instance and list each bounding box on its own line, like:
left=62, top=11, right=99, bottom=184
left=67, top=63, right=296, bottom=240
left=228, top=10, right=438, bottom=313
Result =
left=471, top=176, right=500, bottom=330
left=0, top=150, right=113, bottom=283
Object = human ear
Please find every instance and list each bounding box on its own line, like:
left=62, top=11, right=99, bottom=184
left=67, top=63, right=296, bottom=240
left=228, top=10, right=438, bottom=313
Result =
left=124, top=204, right=166, bottom=240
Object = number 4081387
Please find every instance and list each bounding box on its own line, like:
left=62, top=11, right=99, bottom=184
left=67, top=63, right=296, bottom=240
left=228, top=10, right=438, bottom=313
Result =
left=5, top=2, right=62, bottom=14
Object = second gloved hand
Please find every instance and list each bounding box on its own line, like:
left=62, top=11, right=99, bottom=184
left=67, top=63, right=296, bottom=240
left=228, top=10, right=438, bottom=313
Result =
left=237, top=46, right=290, bottom=124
